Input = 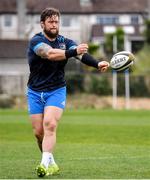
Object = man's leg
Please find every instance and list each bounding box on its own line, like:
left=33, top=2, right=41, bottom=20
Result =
left=30, top=114, right=48, bottom=177
left=30, top=114, right=44, bottom=152
left=42, top=106, right=63, bottom=152
left=38, top=106, right=63, bottom=175
left=27, top=88, right=44, bottom=152
left=27, top=87, right=66, bottom=177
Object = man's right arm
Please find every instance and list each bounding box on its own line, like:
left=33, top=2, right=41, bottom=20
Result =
left=34, top=42, right=88, bottom=61
left=34, top=42, right=66, bottom=60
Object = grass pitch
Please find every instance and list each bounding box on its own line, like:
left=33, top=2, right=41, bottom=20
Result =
left=0, top=109, right=150, bottom=179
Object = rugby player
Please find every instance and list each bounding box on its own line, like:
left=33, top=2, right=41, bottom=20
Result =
left=27, top=7, right=109, bottom=177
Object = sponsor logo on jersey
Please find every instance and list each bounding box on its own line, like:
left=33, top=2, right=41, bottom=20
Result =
left=59, top=43, right=66, bottom=50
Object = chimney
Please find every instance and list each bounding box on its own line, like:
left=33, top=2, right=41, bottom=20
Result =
left=17, top=0, right=26, bottom=39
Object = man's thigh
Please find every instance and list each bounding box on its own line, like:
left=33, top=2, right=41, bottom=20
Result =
left=44, top=106, right=63, bottom=123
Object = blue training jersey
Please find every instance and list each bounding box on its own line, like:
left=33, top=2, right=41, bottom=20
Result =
left=27, top=32, right=77, bottom=91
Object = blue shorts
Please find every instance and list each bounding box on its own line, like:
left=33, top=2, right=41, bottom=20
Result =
left=26, top=86, right=66, bottom=114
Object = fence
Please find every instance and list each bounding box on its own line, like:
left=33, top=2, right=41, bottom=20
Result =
left=0, top=72, right=150, bottom=97
left=0, top=73, right=28, bottom=96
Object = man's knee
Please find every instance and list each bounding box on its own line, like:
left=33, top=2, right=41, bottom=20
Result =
left=31, top=114, right=43, bottom=140
left=44, top=118, right=57, bottom=132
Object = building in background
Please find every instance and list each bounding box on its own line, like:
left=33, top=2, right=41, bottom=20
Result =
left=0, top=0, right=149, bottom=95
left=0, top=0, right=148, bottom=47
left=91, top=0, right=147, bottom=53
left=0, top=39, right=28, bottom=95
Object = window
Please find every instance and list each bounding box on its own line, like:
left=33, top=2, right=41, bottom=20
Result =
left=61, top=16, right=79, bottom=28
left=80, top=0, right=92, bottom=6
left=97, top=16, right=119, bottom=25
left=61, top=16, right=71, bottom=27
left=4, top=15, right=12, bottom=27
left=131, top=15, right=139, bottom=25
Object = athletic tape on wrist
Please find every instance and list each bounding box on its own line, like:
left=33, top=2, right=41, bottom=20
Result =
left=65, top=49, right=78, bottom=59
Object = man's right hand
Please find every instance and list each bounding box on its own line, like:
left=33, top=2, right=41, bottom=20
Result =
left=76, top=43, right=88, bottom=55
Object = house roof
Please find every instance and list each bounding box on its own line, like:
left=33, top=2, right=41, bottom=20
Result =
left=0, top=40, right=28, bottom=58
left=91, top=24, right=143, bottom=38
left=0, top=0, right=148, bottom=14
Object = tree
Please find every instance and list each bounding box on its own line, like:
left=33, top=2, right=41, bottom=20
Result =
left=104, top=27, right=125, bottom=56
left=104, top=33, right=114, bottom=56
left=144, top=19, right=150, bottom=44
left=116, top=27, right=124, bottom=51
left=88, top=43, right=100, bottom=58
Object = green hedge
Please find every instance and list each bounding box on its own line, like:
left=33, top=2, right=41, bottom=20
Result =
left=66, top=73, right=112, bottom=95
left=89, top=75, right=111, bottom=95
left=0, top=94, right=15, bottom=108
left=65, top=73, right=150, bottom=97
left=117, top=75, right=150, bottom=97
left=66, top=73, right=84, bottom=94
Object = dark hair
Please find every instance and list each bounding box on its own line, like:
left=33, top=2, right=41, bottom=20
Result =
left=40, top=7, right=60, bottom=22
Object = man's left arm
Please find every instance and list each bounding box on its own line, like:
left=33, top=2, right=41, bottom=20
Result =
left=66, top=39, right=109, bottom=72
left=77, top=53, right=110, bottom=72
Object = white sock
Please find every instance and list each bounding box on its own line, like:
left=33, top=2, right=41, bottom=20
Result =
left=49, top=153, right=56, bottom=165
left=41, top=152, right=56, bottom=168
left=41, top=152, right=51, bottom=168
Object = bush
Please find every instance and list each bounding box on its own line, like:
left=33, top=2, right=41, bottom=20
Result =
left=89, top=75, right=111, bottom=95
left=134, top=45, right=150, bottom=74
left=66, top=73, right=150, bottom=97
left=66, top=73, right=84, bottom=94
left=116, top=27, right=124, bottom=51
left=104, top=27, right=125, bottom=56
left=144, top=20, right=150, bottom=45
left=0, top=94, right=15, bottom=108
left=130, top=76, right=150, bottom=97
left=116, top=75, right=125, bottom=96
left=116, top=74, right=150, bottom=97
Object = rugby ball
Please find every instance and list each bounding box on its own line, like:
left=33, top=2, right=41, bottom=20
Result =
left=110, top=51, right=135, bottom=71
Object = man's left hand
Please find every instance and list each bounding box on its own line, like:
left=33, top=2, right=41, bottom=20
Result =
left=98, top=61, right=110, bottom=72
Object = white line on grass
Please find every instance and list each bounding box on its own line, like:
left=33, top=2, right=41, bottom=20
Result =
left=66, top=155, right=150, bottom=161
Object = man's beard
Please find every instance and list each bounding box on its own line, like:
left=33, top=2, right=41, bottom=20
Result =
left=44, top=28, right=59, bottom=39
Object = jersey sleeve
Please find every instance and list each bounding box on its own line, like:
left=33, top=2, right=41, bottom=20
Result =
left=65, top=38, right=77, bottom=50
left=29, top=35, right=50, bottom=53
